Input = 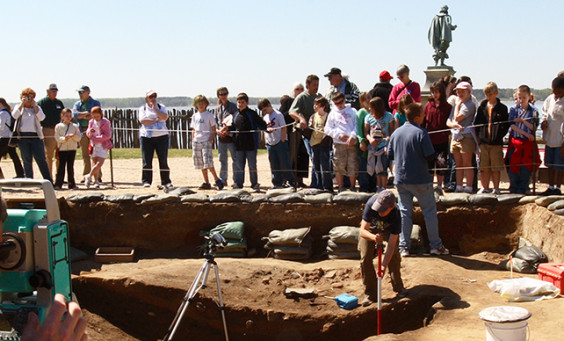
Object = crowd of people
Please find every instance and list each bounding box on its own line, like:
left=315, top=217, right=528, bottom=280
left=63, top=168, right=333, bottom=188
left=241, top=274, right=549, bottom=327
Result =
left=1, top=68, right=563, bottom=197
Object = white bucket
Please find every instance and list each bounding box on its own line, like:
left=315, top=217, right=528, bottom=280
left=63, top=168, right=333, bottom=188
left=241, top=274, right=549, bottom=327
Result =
left=479, top=306, right=531, bottom=341
left=485, top=320, right=528, bottom=341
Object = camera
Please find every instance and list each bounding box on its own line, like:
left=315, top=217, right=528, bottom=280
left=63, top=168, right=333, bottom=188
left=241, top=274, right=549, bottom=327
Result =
left=203, top=232, right=227, bottom=256
left=20, top=97, right=31, bottom=102
left=209, top=232, right=227, bottom=247
left=0, top=180, right=72, bottom=339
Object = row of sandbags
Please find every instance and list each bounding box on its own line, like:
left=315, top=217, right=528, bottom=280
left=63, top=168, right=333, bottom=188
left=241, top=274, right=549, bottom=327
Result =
left=201, top=221, right=247, bottom=258
left=323, top=226, right=360, bottom=259
left=263, top=227, right=313, bottom=260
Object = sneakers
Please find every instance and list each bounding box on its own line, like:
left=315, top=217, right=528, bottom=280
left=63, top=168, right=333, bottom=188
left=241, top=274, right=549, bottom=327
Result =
left=399, top=248, right=410, bottom=257
left=463, top=186, right=473, bottom=194
left=478, top=188, right=492, bottom=194
left=541, top=187, right=562, bottom=196
left=430, top=245, right=450, bottom=256
left=94, top=181, right=100, bottom=189
left=251, top=183, right=261, bottom=193
left=215, top=178, right=225, bottom=190
left=84, top=175, right=91, bottom=189
left=493, top=189, right=501, bottom=195
left=54, top=185, right=61, bottom=190
left=455, top=185, right=463, bottom=193
left=143, top=182, right=151, bottom=188
left=199, top=182, right=212, bottom=190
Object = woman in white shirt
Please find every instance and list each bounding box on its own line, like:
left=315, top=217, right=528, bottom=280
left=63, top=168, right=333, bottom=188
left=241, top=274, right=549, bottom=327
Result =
left=11, top=88, right=52, bottom=182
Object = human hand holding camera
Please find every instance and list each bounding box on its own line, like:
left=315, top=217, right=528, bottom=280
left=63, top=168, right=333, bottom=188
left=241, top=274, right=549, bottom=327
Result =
left=21, top=293, right=88, bottom=341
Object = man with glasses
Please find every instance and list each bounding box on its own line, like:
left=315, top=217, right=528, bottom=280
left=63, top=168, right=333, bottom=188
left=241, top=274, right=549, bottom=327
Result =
left=37, top=83, right=64, bottom=178
left=324, top=67, right=360, bottom=110
left=215, top=87, right=238, bottom=187
left=72, top=85, right=101, bottom=180
left=388, top=65, right=421, bottom=114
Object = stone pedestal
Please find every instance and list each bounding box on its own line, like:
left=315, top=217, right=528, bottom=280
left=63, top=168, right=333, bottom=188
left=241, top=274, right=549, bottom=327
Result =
left=421, top=66, right=456, bottom=99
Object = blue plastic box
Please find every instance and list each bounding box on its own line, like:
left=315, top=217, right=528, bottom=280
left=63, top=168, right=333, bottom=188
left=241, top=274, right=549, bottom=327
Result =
left=334, top=293, right=358, bottom=310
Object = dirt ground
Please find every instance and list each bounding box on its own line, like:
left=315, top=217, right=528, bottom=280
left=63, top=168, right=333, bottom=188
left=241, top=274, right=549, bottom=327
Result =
left=2, top=155, right=562, bottom=340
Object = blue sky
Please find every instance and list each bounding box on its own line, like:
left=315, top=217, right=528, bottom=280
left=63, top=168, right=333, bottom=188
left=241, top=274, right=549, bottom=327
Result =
left=1, top=0, right=561, bottom=103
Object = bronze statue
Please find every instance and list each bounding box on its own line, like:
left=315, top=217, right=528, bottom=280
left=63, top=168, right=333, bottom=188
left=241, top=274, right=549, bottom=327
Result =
left=428, top=5, right=457, bottom=66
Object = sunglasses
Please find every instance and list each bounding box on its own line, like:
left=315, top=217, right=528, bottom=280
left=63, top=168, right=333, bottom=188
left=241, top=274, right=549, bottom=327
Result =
left=333, top=100, right=345, bottom=106
left=149, top=94, right=157, bottom=99
left=78, top=91, right=86, bottom=94
left=218, top=93, right=228, bottom=96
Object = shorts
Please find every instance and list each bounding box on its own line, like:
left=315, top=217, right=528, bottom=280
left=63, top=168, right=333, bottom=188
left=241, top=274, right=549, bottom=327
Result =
left=428, top=142, right=448, bottom=176
left=450, top=136, right=476, bottom=154
left=478, top=144, right=505, bottom=172
left=193, top=141, right=214, bottom=169
left=333, top=143, right=359, bottom=177
left=92, top=145, right=108, bottom=159
left=544, top=146, right=564, bottom=170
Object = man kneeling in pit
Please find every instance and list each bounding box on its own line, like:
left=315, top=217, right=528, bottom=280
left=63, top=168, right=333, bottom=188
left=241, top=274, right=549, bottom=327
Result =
left=359, top=190, right=408, bottom=306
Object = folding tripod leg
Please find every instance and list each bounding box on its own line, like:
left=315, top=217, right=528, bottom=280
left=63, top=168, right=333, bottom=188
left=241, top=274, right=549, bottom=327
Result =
left=213, top=262, right=230, bottom=341
left=164, top=260, right=211, bottom=341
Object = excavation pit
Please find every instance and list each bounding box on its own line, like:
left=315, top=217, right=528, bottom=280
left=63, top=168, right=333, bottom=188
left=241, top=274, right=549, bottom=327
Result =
left=7, top=193, right=564, bottom=340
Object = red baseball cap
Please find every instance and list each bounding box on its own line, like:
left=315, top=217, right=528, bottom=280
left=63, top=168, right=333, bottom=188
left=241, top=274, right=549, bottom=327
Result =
left=379, top=71, right=393, bottom=81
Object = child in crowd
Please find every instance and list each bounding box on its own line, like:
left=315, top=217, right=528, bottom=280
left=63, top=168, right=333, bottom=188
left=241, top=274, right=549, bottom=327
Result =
left=85, top=106, right=112, bottom=188
left=54, top=108, right=81, bottom=190
left=325, top=91, right=358, bottom=192
left=474, top=82, right=509, bottom=194
left=357, top=92, right=374, bottom=192
left=258, top=98, right=294, bottom=189
left=540, top=77, right=564, bottom=195
left=394, top=94, right=413, bottom=128
left=191, top=95, right=223, bottom=190
left=365, top=97, right=395, bottom=192
left=221, top=93, right=266, bottom=191
left=423, top=81, right=452, bottom=195
left=309, top=97, right=333, bottom=191
left=505, top=85, right=540, bottom=194
left=446, top=81, right=477, bottom=193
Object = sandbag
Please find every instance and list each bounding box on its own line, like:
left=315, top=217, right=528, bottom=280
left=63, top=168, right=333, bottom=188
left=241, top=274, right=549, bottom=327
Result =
left=535, top=195, right=564, bottom=207
left=67, top=193, right=105, bottom=204
left=104, top=194, right=134, bottom=203
left=269, top=193, right=304, bottom=203
left=266, top=187, right=296, bottom=198
left=439, top=193, right=469, bottom=206
left=141, top=194, right=180, bottom=205
left=468, top=193, right=498, bottom=205
left=210, top=192, right=241, bottom=203
left=166, top=186, right=195, bottom=196
left=333, top=192, right=373, bottom=204
left=304, top=193, right=333, bottom=204
left=327, top=240, right=358, bottom=252
left=500, top=245, right=548, bottom=274
left=263, top=238, right=312, bottom=250
left=273, top=246, right=311, bottom=256
left=133, top=194, right=155, bottom=203
left=266, top=227, right=311, bottom=246
left=298, top=188, right=324, bottom=196
left=327, top=226, right=359, bottom=244
left=547, top=199, right=564, bottom=211
left=518, top=195, right=540, bottom=204
left=181, top=193, right=209, bottom=203
left=241, top=194, right=269, bottom=203
left=209, top=221, right=245, bottom=241
left=497, top=194, right=524, bottom=205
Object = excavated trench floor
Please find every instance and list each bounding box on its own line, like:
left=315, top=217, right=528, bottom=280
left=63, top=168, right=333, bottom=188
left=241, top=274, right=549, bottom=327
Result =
left=64, top=200, right=564, bottom=341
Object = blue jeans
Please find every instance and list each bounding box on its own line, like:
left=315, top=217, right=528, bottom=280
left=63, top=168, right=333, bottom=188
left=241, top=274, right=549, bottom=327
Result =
left=303, top=137, right=317, bottom=188
left=357, top=153, right=370, bottom=192
left=396, top=182, right=442, bottom=250
left=266, top=141, right=294, bottom=187
left=506, top=146, right=531, bottom=194
left=235, top=149, right=258, bottom=188
left=312, top=144, right=332, bottom=190
left=19, top=133, right=53, bottom=183
left=218, top=140, right=238, bottom=184
left=140, top=135, right=171, bottom=185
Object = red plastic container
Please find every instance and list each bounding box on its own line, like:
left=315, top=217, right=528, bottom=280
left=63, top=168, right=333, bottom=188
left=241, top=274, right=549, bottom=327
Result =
left=538, top=263, right=564, bottom=291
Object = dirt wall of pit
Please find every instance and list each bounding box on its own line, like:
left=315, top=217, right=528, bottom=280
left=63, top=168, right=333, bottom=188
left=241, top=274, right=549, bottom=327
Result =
left=55, top=200, right=564, bottom=262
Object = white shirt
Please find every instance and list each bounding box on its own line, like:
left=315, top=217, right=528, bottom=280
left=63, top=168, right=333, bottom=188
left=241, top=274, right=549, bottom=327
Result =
left=541, top=94, right=564, bottom=147
left=263, top=110, right=286, bottom=146
left=138, top=103, right=169, bottom=138
left=191, top=110, right=216, bottom=143
left=12, top=104, right=45, bottom=134
left=324, top=104, right=358, bottom=145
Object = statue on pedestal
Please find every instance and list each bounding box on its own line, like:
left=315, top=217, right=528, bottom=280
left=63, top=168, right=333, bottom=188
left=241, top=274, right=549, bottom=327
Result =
left=428, top=5, right=457, bottom=66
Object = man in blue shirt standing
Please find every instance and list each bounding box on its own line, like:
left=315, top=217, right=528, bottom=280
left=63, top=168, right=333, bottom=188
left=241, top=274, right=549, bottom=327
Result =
left=388, top=103, right=449, bottom=257
left=72, top=85, right=101, bottom=181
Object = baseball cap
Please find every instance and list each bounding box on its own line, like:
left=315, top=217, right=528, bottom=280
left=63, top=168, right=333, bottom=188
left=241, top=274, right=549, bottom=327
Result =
left=324, top=67, right=342, bottom=77
left=455, top=81, right=472, bottom=91
left=47, top=83, right=58, bottom=91
left=146, top=90, right=157, bottom=97
left=379, top=71, right=393, bottom=81
left=371, top=190, right=396, bottom=213
left=77, top=85, right=90, bottom=92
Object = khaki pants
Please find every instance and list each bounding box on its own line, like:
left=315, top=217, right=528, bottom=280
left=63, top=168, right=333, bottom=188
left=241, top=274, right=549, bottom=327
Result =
left=42, top=127, right=58, bottom=178
left=79, top=135, right=91, bottom=176
left=358, top=234, right=404, bottom=297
